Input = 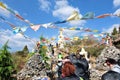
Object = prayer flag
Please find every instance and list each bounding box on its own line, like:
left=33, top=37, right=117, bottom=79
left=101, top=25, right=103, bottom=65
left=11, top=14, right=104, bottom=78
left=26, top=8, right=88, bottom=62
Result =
left=30, top=24, right=40, bottom=31
left=15, top=14, right=25, bottom=20
left=54, top=20, right=67, bottom=24
left=20, top=26, right=28, bottom=32
left=96, top=14, right=111, bottom=18
left=81, top=12, right=94, bottom=20
left=42, top=23, right=54, bottom=28
left=67, top=11, right=80, bottom=21
left=0, top=2, right=6, bottom=9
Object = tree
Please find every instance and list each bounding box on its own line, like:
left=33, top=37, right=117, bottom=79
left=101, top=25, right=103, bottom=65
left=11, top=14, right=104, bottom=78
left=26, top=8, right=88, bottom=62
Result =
left=0, top=41, right=15, bottom=80
left=112, top=27, right=118, bottom=35
left=16, top=45, right=29, bottom=57
left=22, top=45, right=29, bottom=56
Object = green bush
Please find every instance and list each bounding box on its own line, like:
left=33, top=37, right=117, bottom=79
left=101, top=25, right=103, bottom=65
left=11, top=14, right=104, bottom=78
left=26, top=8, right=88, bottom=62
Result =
left=0, top=41, right=15, bottom=80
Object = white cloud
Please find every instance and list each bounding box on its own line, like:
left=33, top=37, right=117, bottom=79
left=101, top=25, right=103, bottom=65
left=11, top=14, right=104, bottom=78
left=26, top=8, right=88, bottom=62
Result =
left=53, top=0, right=85, bottom=26
left=0, top=29, right=38, bottom=52
left=38, top=0, right=51, bottom=12
left=62, top=29, right=81, bottom=37
left=114, top=8, right=120, bottom=16
left=69, top=20, right=86, bottom=26
left=113, top=0, right=120, bottom=7
left=103, top=24, right=120, bottom=34
left=0, top=7, right=10, bottom=17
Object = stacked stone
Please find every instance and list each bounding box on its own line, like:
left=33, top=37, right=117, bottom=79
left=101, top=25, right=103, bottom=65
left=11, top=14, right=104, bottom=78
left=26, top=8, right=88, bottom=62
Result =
left=96, top=46, right=120, bottom=70
left=17, top=53, right=47, bottom=80
left=90, top=69, right=104, bottom=80
left=90, top=46, right=120, bottom=80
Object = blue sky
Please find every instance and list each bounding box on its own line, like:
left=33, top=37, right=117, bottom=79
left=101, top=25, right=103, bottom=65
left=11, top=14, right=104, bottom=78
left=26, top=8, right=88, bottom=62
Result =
left=0, top=0, right=120, bottom=52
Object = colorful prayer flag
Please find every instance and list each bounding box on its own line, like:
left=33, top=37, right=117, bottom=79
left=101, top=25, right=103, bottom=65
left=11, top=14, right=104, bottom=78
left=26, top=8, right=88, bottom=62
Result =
left=96, top=14, right=111, bottom=18
left=81, top=12, right=94, bottom=20
left=0, top=2, right=6, bottom=9
left=30, top=24, right=40, bottom=31
left=67, top=11, right=80, bottom=21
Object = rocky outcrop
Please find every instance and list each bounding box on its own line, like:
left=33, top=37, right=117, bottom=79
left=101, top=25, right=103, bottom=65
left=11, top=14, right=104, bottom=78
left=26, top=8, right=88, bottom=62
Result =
left=90, top=69, right=105, bottom=80
left=96, top=46, right=120, bottom=70
left=17, top=53, right=47, bottom=80
left=90, top=46, right=120, bottom=80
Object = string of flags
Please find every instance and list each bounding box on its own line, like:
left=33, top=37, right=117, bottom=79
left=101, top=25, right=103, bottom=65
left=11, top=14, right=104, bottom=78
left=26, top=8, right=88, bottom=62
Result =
left=0, top=16, right=28, bottom=34
left=0, top=16, right=33, bottom=42
left=0, top=1, right=119, bottom=42
left=23, top=11, right=120, bottom=32
left=0, top=2, right=33, bottom=25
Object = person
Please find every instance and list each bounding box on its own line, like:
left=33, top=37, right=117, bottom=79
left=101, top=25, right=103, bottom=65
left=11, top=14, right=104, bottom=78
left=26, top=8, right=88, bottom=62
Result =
left=69, top=53, right=89, bottom=80
left=51, top=61, right=59, bottom=80
left=61, top=61, right=80, bottom=80
left=101, top=58, right=120, bottom=80
left=51, top=47, right=54, bottom=56
left=57, top=59, right=63, bottom=79
left=58, top=53, right=63, bottom=60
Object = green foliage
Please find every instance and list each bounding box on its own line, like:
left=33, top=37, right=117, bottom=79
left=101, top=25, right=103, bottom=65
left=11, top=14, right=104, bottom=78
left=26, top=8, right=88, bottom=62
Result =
left=12, top=53, right=27, bottom=71
left=15, top=51, right=23, bottom=56
left=27, top=52, right=35, bottom=58
left=39, top=46, right=49, bottom=63
left=86, top=45, right=105, bottom=57
left=15, top=45, right=29, bottom=57
left=38, top=35, right=50, bottom=69
left=22, top=45, right=29, bottom=54
left=12, top=46, right=30, bottom=71
left=0, top=41, right=15, bottom=80
left=64, top=38, right=105, bottom=57
left=112, top=27, right=118, bottom=35
left=39, top=46, right=50, bottom=69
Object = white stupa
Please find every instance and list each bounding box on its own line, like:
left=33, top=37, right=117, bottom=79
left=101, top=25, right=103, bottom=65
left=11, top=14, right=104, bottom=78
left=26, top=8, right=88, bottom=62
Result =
left=58, top=29, right=65, bottom=49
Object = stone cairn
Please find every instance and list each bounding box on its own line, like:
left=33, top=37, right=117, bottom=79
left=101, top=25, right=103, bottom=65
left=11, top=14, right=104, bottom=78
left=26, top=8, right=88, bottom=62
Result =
left=90, top=46, right=120, bottom=80
left=17, top=53, right=47, bottom=80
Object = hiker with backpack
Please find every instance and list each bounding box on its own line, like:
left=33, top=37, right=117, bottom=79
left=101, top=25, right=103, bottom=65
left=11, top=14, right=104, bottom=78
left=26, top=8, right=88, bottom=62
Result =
left=69, top=53, right=90, bottom=80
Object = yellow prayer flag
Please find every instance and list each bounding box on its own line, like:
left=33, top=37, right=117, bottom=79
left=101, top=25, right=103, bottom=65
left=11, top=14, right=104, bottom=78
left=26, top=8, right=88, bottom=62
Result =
left=69, top=27, right=75, bottom=30
left=93, top=30, right=98, bottom=32
left=0, top=2, right=6, bottom=9
left=67, top=11, right=80, bottom=21
left=73, top=37, right=79, bottom=41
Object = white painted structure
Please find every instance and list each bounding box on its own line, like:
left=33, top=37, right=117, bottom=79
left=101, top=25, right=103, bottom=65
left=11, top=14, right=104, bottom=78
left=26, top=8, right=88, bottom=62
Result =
left=79, top=47, right=89, bottom=61
left=58, top=29, right=65, bottom=49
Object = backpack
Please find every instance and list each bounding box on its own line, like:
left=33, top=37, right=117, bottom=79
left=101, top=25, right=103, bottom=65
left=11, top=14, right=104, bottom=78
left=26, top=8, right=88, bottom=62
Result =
left=101, top=70, right=120, bottom=80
